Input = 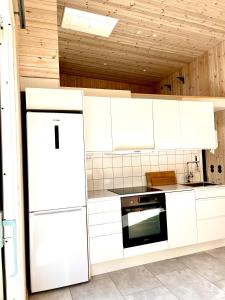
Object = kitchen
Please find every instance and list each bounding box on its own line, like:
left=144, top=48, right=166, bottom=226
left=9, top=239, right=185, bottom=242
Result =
left=3, top=0, right=225, bottom=300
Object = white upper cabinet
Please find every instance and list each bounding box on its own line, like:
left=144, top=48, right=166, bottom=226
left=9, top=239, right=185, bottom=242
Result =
left=111, top=98, right=154, bottom=151
left=153, top=100, right=215, bottom=150
left=83, top=97, right=215, bottom=152
left=180, top=101, right=215, bottom=149
left=153, top=100, right=180, bottom=149
left=83, top=96, right=112, bottom=152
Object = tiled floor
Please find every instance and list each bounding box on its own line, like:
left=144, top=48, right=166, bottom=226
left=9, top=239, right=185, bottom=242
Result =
left=29, top=247, right=225, bottom=300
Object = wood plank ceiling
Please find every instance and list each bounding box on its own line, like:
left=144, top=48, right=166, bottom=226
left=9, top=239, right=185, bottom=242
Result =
left=57, top=0, right=225, bottom=85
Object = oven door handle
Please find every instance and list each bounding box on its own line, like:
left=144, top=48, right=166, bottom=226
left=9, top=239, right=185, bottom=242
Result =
left=123, top=204, right=165, bottom=210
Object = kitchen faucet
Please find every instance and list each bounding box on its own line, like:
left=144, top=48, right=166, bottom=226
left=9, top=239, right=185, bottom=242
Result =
left=186, top=156, right=200, bottom=183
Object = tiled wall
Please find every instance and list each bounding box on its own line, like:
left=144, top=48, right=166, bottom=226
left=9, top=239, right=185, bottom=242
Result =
left=86, top=150, right=203, bottom=191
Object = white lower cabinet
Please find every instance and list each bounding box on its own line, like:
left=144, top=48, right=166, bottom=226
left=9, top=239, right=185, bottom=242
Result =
left=166, top=191, right=197, bottom=248
left=196, top=193, right=225, bottom=243
left=197, top=217, right=225, bottom=243
left=90, top=234, right=123, bottom=264
left=87, top=197, right=123, bottom=264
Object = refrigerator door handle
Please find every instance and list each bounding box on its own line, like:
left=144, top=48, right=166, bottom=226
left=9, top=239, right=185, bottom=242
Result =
left=31, top=207, right=84, bottom=216
left=54, top=125, right=59, bottom=149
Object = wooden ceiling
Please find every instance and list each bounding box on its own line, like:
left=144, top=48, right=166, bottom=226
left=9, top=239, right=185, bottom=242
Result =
left=57, top=0, right=225, bottom=85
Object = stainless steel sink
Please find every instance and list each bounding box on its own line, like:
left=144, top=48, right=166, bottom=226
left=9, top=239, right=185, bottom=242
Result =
left=181, top=182, right=218, bottom=187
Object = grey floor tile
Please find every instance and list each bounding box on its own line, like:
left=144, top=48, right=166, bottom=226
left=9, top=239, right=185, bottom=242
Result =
left=29, top=287, right=72, bottom=300
left=178, top=252, right=225, bottom=282
left=207, top=247, right=225, bottom=261
left=109, top=265, right=161, bottom=296
left=157, top=268, right=225, bottom=300
left=124, top=286, right=178, bottom=300
left=70, top=278, right=123, bottom=300
left=92, top=273, right=110, bottom=281
left=145, top=258, right=187, bottom=276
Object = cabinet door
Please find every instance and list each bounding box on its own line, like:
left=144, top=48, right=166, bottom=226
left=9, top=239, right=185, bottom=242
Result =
left=111, top=98, right=154, bottom=150
left=180, top=101, right=215, bottom=149
left=166, top=191, right=197, bottom=248
left=153, top=100, right=180, bottom=149
left=89, top=233, right=123, bottom=264
left=197, top=217, right=225, bottom=243
left=83, top=96, right=112, bottom=151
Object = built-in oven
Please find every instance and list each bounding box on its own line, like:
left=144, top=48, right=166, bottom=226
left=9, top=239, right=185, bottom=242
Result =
left=121, top=193, right=167, bottom=248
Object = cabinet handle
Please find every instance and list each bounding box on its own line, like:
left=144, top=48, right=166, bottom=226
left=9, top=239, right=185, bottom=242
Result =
left=54, top=125, right=59, bottom=149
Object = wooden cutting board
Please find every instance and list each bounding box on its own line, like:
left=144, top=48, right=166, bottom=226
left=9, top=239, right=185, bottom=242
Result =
left=146, top=171, right=177, bottom=187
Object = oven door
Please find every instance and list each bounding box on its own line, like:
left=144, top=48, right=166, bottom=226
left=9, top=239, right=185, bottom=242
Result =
left=122, top=203, right=167, bottom=248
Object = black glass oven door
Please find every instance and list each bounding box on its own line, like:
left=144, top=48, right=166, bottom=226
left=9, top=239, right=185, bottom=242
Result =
left=122, top=204, right=167, bottom=248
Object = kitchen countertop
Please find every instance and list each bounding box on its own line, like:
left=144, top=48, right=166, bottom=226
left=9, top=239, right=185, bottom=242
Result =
left=88, top=183, right=224, bottom=201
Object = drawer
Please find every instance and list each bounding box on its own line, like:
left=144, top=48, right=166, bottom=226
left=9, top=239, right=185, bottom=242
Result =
left=197, top=217, right=225, bottom=243
left=195, top=188, right=225, bottom=199
left=89, top=233, right=123, bottom=264
left=89, top=222, right=122, bottom=238
left=88, top=198, right=121, bottom=214
left=196, top=197, right=225, bottom=220
left=88, top=211, right=121, bottom=226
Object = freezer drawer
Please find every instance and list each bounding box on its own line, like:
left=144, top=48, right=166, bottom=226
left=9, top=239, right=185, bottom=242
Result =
left=29, top=207, right=89, bottom=293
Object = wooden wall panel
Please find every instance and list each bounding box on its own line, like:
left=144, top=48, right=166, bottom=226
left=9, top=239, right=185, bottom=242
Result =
left=17, top=0, right=59, bottom=86
left=157, top=41, right=225, bottom=98
left=60, top=73, right=156, bottom=94
left=205, top=112, right=225, bottom=184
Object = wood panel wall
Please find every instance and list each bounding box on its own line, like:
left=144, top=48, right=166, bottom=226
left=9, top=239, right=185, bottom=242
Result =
left=60, top=73, right=156, bottom=94
left=205, top=111, right=225, bottom=185
left=17, top=0, right=60, bottom=86
left=157, top=41, right=225, bottom=97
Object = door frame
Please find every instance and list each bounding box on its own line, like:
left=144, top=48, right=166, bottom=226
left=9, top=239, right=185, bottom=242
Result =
left=0, top=0, right=26, bottom=299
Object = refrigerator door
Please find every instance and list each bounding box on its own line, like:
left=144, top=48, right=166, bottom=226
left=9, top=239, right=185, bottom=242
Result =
left=26, top=112, right=86, bottom=211
left=29, top=207, right=89, bottom=293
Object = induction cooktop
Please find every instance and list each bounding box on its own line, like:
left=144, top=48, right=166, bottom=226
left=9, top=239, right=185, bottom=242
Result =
left=108, top=186, right=162, bottom=195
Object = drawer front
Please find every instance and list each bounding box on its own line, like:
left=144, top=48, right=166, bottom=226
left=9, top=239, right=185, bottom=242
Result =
left=89, top=233, right=123, bottom=264
left=88, top=211, right=121, bottom=226
left=88, top=198, right=121, bottom=214
left=197, top=217, right=225, bottom=243
left=89, top=222, right=122, bottom=238
left=195, top=188, right=225, bottom=199
left=196, top=197, right=225, bottom=220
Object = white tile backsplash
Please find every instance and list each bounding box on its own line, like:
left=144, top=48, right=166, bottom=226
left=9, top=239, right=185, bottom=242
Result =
left=123, top=166, right=132, bottom=177
left=122, top=156, right=132, bottom=167
left=103, top=168, right=113, bottom=178
left=141, top=155, right=150, bottom=165
left=103, top=157, right=113, bottom=168
left=86, top=150, right=203, bottom=191
left=132, top=155, right=141, bottom=166
left=92, top=168, right=103, bottom=179
left=150, top=155, right=159, bottom=165
left=113, top=156, right=123, bottom=167
left=92, top=157, right=103, bottom=168
left=113, top=167, right=123, bottom=177
left=93, top=179, right=103, bottom=190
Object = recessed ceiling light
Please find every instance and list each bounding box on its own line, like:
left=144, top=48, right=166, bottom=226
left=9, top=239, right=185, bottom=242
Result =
left=152, top=33, right=157, bottom=37
left=137, top=30, right=142, bottom=34
left=61, top=7, right=118, bottom=37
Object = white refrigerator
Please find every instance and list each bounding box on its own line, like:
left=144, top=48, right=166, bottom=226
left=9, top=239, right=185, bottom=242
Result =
left=26, top=111, right=89, bottom=293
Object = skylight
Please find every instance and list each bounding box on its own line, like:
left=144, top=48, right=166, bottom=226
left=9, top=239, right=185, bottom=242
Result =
left=61, top=7, right=118, bottom=38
